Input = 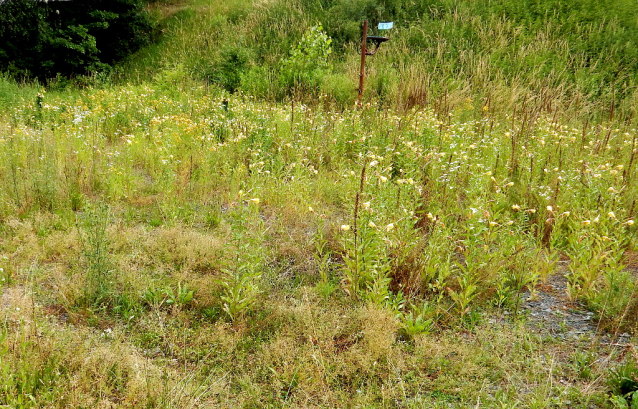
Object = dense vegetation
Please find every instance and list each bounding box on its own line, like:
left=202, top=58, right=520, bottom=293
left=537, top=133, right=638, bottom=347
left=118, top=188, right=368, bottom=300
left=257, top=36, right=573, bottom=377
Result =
left=0, top=0, right=153, bottom=79
left=1, top=0, right=638, bottom=407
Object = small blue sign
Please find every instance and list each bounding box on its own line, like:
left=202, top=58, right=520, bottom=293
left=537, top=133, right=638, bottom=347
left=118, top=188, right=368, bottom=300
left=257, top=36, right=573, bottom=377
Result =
left=378, top=22, right=394, bottom=30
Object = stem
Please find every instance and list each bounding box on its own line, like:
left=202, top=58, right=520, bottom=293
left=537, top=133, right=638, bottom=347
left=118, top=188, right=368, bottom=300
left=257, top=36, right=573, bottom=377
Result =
left=352, top=161, right=367, bottom=297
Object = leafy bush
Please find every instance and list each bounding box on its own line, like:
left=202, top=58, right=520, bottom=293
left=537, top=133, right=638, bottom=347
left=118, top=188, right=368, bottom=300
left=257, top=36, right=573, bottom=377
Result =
left=280, top=25, right=332, bottom=94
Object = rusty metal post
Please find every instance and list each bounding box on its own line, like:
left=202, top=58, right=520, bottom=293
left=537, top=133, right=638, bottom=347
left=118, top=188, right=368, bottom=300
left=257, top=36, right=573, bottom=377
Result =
left=357, top=20, right=368, bottom=106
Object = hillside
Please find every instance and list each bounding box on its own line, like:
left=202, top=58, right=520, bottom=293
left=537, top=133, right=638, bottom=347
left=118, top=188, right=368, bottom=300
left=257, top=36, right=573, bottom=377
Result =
left=120, top=0, right=638, bottom=116
left=0, top=0, right=638, bottom=407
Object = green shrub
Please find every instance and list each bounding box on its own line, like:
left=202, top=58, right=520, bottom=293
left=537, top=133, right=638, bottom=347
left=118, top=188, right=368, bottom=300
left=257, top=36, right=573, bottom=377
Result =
left=207, top=45, right=252, bottom=93
left=280, top=25, right=332, bottom=94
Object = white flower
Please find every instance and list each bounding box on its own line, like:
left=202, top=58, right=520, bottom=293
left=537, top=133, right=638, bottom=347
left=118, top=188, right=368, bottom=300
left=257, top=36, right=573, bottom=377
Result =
left=385, top=223, right=395, bottom=232
left=340, top=225, right=351, bottom=231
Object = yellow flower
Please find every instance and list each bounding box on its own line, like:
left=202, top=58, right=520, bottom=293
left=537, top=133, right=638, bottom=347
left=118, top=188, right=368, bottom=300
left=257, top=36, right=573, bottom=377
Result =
left=608, top=211, right=616, bottom=220
left=511, top=204, right=521, bottom=211
left=546, top=205, right=553, bottom=213
left=626, top=220, right=634, bottom=226
left=340, top=225, right=351, bottom=231
left=249, top=198, right=260, bottom=205
left=368, top=221, right=377, bottom=228
left=385, top=223, right=395, bottom=232
left=308, top=206, right=315, bottom=213
left=583, top=220, right=591, bottom=226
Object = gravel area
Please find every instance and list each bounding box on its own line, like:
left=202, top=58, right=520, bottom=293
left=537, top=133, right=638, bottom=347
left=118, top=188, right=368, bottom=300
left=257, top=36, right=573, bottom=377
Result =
left=521, top=270, right=596, bottom=340
left=520, top=264, right=633, bottom=345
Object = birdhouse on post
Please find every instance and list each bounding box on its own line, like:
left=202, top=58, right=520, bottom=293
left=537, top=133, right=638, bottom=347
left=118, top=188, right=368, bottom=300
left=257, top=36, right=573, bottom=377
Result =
left=357, top=20, right=393, bottom=106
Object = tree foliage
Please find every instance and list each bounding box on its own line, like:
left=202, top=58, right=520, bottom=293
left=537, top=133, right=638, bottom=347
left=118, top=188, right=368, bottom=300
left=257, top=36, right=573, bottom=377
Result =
left=0, top=0, right=153, bottom=79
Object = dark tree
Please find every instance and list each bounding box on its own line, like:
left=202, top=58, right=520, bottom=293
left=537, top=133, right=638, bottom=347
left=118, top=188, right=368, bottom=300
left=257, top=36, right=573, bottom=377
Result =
left=0, top=0, right=153, bottom=79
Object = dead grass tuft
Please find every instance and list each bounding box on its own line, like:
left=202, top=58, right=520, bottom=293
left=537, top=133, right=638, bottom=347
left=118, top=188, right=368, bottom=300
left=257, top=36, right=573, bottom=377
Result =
left=143, top=226, right=223, bottom=272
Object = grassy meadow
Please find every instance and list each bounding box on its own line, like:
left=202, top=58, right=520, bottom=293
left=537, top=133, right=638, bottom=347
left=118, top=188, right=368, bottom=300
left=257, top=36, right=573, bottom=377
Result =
left=2, top=0, right=638, bottom=407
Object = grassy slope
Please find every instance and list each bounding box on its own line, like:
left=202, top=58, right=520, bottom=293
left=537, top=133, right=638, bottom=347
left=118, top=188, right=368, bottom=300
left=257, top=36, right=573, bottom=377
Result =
left=1, top=0, right=638, bottom=407
left=119, top=0, right=638, bottom=117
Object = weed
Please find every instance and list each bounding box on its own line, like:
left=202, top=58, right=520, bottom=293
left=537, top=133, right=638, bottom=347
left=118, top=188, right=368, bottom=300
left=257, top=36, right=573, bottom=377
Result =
left=397, top=301, right=435, bottom=342
left=609, top=359, right=638, bottom=406
left=219, top=198, right=265, bottom=321
left=164, top=282, right=195, bottom=307
left=77, top=202, right=114, bottom=306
